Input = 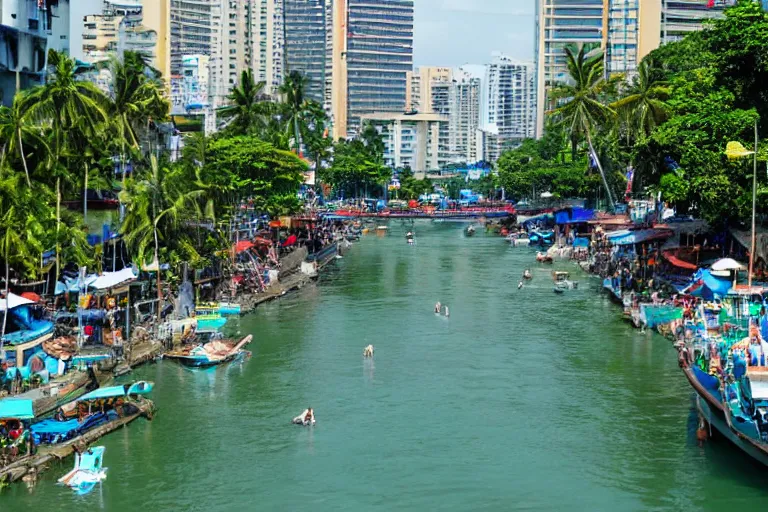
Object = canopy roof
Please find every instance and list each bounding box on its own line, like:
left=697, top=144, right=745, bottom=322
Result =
left=606, top=228, right=673, bottom=246
left=0, top=399, right=34, bottom=420
left=711, top=258, right=745, bottom=271
left=89, top=268, right=137, bottom=290
left=662, top=251, right=698, bottom=271
left=0, top=293, right=34, bottom=312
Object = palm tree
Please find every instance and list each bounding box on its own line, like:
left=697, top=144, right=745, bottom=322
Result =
left=0, top=92, right=49, bottom=187
left=220, top=70, right=267, bottom=135
left=120, top=156, right=203, bottom=299
left=279, top=70, right=310, bottom=154
left=24, top=49, right=109, bottom=283
left=110, top=51, right=170, bottom=182
left=611, top=58, right=670, bottom=141
left=550, top=45, right=618, bottom=209
left=0, top=172, right=44, bottom=354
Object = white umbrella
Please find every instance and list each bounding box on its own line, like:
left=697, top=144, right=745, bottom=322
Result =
left=540, top=192, right=553, bottom=199
left=711, top=258, right=746, bottom=271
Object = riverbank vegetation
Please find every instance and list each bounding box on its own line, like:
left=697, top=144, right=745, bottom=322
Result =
left=0, top=50, right=312, bottom=287
left=499, top=0, right=767, bottom=225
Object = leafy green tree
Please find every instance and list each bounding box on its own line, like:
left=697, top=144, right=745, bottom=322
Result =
left=204, top=135, right=307, bottom=215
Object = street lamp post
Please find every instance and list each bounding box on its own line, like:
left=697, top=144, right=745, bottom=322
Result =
left=726, top=117, right=760, bottom=290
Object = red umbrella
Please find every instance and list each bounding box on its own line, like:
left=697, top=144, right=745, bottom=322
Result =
left=281, top=235, right=297, bottom=247
left=235, top=241, right=255, bottom=254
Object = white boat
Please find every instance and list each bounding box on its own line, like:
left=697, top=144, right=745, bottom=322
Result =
left=58, top=446, right=107, bottom=495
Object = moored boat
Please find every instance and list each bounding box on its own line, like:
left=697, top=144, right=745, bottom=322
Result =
left=164, top=335, right=253, bottom=368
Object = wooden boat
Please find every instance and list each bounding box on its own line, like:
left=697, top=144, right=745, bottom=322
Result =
left=164, top=335, right=253, bottom=368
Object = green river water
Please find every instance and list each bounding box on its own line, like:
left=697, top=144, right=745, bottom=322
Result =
left=4, top=220, right=768, bottom=511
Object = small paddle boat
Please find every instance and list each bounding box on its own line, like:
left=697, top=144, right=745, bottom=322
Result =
left=58, top=446, right=107, bottom=495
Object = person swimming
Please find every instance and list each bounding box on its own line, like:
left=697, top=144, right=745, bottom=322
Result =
left=435, top=302, right=442, bottom=313
left=518, top=281, right=524, bottom=289
left=443, top=306, right=449, bottom=317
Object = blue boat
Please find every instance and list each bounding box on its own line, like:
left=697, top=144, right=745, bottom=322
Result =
left=164, top=335, right=253, bottom=368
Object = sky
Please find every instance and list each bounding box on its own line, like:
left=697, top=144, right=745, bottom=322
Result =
left=413, top=0, right=536, bottom=69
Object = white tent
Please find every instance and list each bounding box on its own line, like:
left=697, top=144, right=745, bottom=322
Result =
left=711, top=258, right=746, bottom=271
left=0, top=293, right=34, bottom=312
left=89, top=268, right=137, bottom=290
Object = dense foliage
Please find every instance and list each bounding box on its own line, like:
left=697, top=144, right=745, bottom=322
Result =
left=498, top=1, right=768, bottom=224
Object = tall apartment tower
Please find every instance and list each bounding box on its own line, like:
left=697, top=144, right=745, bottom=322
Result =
left=452, top=70, right=481, bottom=164
left=406, top=67, right=452, bottom=114
left=326, top=0, right=414, bottom=139
left=483, top=55, right=535, bottom=151
left=284, top=0, right=326, bottom=103
left=251, top=0, right=284, bottom=95
left=170, top=1, right=220, bottom=75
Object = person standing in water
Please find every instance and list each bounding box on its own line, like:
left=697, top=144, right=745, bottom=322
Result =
left=435, top=302, right=442, bottom=313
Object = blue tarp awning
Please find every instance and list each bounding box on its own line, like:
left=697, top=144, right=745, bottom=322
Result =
left=0, top=399, right=34, bottom=420
left=606, top=228, right=673, bottom=246
left=573, top=237, right=590, bottom=248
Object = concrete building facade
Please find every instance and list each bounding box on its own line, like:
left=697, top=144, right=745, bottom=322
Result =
left=284, top=0, right=325, bottom=103
left=483, top=55, right=535, bottom=151
left=0, top=0, right=51, bottom=105
left=326, top=0, right=414, bottom=139
left=360, top=112, right=447, bottom=173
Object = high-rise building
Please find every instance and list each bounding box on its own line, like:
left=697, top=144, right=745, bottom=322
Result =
left=0, top=0, right=51, bottom=105
left=251, top=0, right=284, bottom=95
left=326, top=0, right=414, bottom=139
left=660, top=0, right=735, bottom=43
left=405, top=66, right=452, bottom=114
left=170, top=1, right=220, bottom=75
left=284, top=0, right=325, bottom=103
left=483, top=55, right=535, bottom=152
left=452, top=70, right=481, bottom=164
left=79, top=1, right=170, bottom=80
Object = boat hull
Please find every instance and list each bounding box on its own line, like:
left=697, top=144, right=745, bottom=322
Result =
left=696, top=395, right=768, bottom=466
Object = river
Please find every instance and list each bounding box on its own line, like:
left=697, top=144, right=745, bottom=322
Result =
left=4, top=220, right=768, bottom=511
